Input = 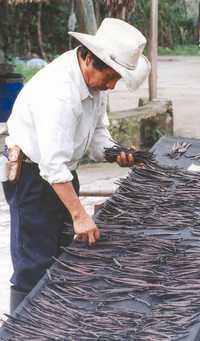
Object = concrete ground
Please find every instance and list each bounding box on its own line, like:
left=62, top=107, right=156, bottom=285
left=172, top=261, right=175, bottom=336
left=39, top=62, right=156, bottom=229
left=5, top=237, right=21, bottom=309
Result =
left=109, top=56, right=200, bottom=138
left=0, top=56, right=199, bottom=319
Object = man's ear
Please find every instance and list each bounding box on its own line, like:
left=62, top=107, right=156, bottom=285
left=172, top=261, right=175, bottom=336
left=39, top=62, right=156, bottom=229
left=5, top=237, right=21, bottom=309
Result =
left=85, top=52, right=93, bottom=67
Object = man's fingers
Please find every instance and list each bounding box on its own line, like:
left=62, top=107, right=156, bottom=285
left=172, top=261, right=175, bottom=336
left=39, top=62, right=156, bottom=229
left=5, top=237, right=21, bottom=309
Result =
left=81, top=234, right=88, bottom=242
left=120, top=151, right=127, bottom=165
left=75, top=233, right=88, bottom=242
left=117, top=151, right=135, bottom=167
left=127, top=153, right=134, bottom=164
left=117, top=151, right=127, bottom=167
left=75, top=229, right=100, bottom=245
left=94, top=228, right=101, bottom=240
left=75, top=233, right=82, bottom=241
left=88, top=231, right=96, bottom=246
left=88, top=228, right=100, bottom=246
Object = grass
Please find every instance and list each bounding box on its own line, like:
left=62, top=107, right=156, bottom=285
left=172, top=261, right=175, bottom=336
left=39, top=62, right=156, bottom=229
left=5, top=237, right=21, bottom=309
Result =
left=158, top=44, right=199, bottom=56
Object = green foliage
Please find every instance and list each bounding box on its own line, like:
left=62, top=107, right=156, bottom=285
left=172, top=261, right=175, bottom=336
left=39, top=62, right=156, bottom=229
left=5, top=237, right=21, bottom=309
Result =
left=41, top=2, right=70, bottom=57
left=130, top=0, right=197, bottom=48
left=0, top=0, right=199, bottom=60
left=14, top=64, right=41, bottom=82
left=129, top=0, right=150, bottom=37
left=1, top=0, right=71, bottom=60
left=100, top=0, right=197, bottom=48
left=158, top=44, right=199, bottom=56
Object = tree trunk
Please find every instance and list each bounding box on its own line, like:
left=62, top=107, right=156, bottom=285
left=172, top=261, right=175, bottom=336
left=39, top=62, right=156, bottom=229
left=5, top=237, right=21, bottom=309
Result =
left=37, top=3, right=47, bottom=60
left=94, top=1, right=101, bottom=27
left=23, top=6, right=32, bottom=57
left=75, top=0, right=97, bottom=34
left=0, top=0, right=8, bottom=60
left=75, top=0, right=85, bottom=33
left=26, top=32, right=32, bottom=56
left=105, top=0, right=136, bottom=21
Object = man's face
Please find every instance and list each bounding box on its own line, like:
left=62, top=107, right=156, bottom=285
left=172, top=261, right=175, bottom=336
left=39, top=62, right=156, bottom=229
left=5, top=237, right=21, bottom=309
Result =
left=83, top=53, right=121, bottom=91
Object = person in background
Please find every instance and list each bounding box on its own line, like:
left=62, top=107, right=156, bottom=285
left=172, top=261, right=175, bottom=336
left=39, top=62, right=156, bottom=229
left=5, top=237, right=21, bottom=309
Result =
left=2, top=18, right=150, bottom=313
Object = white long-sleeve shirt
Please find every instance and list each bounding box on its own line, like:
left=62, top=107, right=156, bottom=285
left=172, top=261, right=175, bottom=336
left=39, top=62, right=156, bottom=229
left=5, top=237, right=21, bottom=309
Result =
left=6, top=48, right=114, bottom=184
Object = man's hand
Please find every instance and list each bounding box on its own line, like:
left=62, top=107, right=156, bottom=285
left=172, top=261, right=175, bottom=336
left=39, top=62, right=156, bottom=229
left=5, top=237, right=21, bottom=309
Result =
left=116, top=151, right=134, bottom=167
left=74, top=213, right=100, bottom=246
left=116, top=145, right=136, bottom=167
left=52, top=181, right=100, bottom=246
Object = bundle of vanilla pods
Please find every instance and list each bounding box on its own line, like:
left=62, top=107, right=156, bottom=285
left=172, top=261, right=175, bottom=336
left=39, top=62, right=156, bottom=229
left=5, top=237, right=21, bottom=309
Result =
left=104, top=142, right=155, bottom=164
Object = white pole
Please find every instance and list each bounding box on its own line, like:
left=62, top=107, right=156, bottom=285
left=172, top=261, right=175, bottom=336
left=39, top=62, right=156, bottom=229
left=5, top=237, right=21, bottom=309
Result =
left=148, top=0, right=158, bottom=100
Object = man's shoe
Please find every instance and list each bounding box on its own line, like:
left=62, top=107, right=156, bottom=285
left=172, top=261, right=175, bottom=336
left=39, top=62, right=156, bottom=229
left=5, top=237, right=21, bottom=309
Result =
left=10, top=286, right=28, bottom=314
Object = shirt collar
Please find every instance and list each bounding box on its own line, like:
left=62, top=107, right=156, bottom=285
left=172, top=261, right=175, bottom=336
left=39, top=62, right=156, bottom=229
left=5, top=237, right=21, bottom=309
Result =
left=73, top=47, right=94, bottom=101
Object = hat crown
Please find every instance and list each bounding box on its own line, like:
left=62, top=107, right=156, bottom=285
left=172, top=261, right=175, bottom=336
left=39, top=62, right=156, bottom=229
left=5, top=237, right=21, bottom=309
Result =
left=95, top=18, right=146, bottom=70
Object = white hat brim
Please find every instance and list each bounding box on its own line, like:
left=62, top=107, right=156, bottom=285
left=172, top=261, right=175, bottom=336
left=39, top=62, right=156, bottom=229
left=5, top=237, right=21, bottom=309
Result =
left=69, top=31, right=151, bottom=91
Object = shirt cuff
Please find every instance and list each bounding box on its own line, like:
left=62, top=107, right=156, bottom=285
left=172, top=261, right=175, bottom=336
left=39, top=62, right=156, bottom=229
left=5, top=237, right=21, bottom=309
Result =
left=39, top=164, right=73, bottom=184
left=89, top=137, right=115, bottom=162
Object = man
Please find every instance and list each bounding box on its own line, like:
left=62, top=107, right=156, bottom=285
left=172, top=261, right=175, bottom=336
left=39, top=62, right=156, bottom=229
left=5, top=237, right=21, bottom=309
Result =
left=3, top=18, right=150, bottom=312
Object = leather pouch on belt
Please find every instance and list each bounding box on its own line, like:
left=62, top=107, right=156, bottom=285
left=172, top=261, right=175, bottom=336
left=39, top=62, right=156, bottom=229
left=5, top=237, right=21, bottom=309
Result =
left=8, top=146, right=23, bottom=182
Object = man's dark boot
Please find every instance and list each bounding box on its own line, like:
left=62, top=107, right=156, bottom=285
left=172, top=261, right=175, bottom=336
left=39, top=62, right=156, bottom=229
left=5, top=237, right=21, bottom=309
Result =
left=10, top=286, right=28, bottom=314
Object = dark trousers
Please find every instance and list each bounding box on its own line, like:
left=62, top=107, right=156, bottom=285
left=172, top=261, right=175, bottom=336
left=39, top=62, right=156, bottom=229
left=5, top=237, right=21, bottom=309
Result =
left=3, top=162, right=79, bottom=292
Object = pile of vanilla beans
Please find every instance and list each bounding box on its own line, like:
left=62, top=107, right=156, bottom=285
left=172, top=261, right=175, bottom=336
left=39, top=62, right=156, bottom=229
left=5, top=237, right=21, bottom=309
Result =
left=2, top=150, right=200, bottom=341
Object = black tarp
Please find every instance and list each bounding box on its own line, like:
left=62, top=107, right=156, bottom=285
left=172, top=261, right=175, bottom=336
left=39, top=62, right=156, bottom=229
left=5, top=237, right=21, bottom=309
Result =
left=1, top=136, right=200, bottom=340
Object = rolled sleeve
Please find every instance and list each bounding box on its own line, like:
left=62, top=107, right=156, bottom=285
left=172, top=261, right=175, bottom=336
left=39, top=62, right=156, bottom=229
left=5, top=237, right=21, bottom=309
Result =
left=31, top=89, right=77, bottom=184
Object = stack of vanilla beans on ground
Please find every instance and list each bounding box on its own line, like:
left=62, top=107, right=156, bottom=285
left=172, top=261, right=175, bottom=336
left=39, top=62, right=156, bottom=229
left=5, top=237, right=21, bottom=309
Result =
left=2, top=145, right=200, bottom=341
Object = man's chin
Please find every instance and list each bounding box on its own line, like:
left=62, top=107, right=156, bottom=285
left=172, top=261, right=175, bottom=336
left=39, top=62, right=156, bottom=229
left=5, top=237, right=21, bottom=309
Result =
left=89, top=86, right=107, bottom=92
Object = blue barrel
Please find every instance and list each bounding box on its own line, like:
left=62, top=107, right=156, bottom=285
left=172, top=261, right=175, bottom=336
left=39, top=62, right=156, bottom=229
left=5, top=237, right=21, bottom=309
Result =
left=0, top=73, right=23, bottom=122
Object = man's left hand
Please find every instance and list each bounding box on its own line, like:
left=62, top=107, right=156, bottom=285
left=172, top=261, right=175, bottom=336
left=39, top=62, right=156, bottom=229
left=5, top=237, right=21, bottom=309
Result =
left=116, top=151, right=134, bottom=167
left=116, top=145, right=136, bottom=167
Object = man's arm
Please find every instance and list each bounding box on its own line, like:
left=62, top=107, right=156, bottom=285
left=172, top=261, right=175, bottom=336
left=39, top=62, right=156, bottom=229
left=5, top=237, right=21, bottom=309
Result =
left=52, top=182, right=100, bottom=245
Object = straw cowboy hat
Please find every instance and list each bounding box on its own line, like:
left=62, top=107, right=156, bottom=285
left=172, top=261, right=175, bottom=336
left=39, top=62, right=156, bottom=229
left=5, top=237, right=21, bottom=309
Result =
left=69, top=18, right=151, bottom=91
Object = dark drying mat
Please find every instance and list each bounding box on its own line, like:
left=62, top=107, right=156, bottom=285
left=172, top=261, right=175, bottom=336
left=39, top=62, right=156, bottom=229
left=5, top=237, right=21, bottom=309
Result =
left=1, top=137, right=200, bottom=340
left=151, top=136, right=200, bottom=170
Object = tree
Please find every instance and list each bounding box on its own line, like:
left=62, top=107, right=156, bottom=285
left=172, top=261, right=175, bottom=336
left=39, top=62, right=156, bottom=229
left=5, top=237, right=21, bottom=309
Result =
left=0, top=0, right=196, bottom=62
left=75, top=0, right=97, bottom=34
left=105, top=0, right=136, bottom=20
left=0, top=0, right=9, bottom=62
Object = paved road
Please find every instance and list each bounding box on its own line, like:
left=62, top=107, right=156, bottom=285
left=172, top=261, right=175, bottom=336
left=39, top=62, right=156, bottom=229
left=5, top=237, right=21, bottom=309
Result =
left=0, top=55, right=199, bottom=318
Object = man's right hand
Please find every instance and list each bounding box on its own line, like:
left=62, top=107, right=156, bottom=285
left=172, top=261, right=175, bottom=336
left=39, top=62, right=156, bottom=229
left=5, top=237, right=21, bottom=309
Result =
left=73, top=213, right=100, bottom=246
left=51, top=181, right=100, bottom=246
